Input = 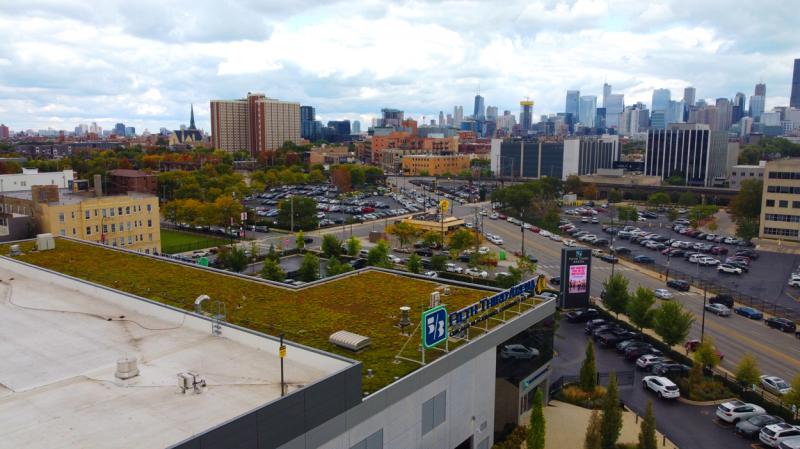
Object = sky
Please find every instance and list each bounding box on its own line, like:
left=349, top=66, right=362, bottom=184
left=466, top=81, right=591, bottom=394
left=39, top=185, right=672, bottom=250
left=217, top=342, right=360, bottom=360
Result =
left=1, top=0, right=798, bottom=133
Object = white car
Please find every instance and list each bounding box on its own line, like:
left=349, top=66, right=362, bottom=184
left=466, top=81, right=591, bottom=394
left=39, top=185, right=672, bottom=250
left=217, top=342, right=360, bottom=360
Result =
left=716, top=400, right=766, bottom=424
left=688, top=253, right=705, bottom=264
left=760, top=375, right=792, bottom=395
left=489, top=213, right=499, bottom=220
left=759, top=423, right=800, bottom=447
left=388, top=254, right=402, bottom=264
left=478, top=246, right=491, bottom=255
left=479, top=209, right=488, bottom=216
left=704, top=303, right=731, bottom=316
left=549, top=235, right=562, bottom=242
left=717, top=264, right=742, bottom=275
left=464, top=268, right=488, bottom=278
left=699, top=256, right=720, bottom=266
left=591, top=217, right=599, bottom=224
left=642, top=376, right=680, bottom=399
left=789, top=279, right=800, bottom=288
left=636, top=355, right=667, bottom=371
left=540, top=230, right=552, bottom=237
left=423, top=271, right=438, bottom=278
left=563, top=239, right=577, bottom=247
left=654, top=288, right=673, bottom=300
left=445, top=263, right=463, bottom=274
left=500, top=344, right=539, bottom=360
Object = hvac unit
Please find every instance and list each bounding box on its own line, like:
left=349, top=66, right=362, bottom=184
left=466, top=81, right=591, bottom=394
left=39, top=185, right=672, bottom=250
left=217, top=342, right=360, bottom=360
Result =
left=329, top=330, right=371, bottom=352
left=115, top=357, right=139, bottom=380
left=36, top=233, right=55, bottom=251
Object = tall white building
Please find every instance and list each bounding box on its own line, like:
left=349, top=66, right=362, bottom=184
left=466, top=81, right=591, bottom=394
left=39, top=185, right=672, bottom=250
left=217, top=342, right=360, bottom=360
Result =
left=453, top=105, right=463, bottom=127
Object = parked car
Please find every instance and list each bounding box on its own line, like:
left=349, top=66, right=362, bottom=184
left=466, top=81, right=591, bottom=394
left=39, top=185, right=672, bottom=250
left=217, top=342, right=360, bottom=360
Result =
left=760, top=375, right=792, bottom=395
left=444, top=263, right=463, bottom=273
left=613, top=246, right=631, bottom=255
left=765, top=317, right=797, bottom=333
left=735, top=414, right=785, bottom=439
left=652, top=362, right=690, bottom=378
left=778, top=437, right=800, bottom=449
left=684, top=339, right=724, bottom=360
left=600, top=254, right=619, bottom=263
left=625, top=345, right=662, bottom=361
left=705, top=303, right=731, bottom=316
left=709, top=294, right=734, bottom=308
left=734, top=306, right=763, bottom=320
left=423, top=271, right=438, bottom=278
left=565, top=308, right=601, bottom=323
left=636, top=355, right=667, bottom=371
left=654, top=288, right=673, bottom=300
left=633, top=255, right=655, bottom=264
left=666, top=279, right=690, bottom=291
left=464, top=268, right=488, bottom=278
left=585, top=319, right=607, bottom=335
left=642, top=376, right=680, bottom=399
left=717, top=263, right=743, bottom=275
left=736, top=249, right=760, bottom=260
left=716, top=400, right=766, bottom=424
left=760, top=423, right=800, bottom=447
left=500, top=344, right=540, bottom=360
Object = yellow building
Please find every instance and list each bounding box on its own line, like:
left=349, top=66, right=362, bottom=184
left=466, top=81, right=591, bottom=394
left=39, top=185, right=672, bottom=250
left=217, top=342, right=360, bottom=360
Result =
left=1, top=185, right=161, bottom=254
left=401, top=154, right=472, bottom=176
left=759, top=158, right=800, bottom=243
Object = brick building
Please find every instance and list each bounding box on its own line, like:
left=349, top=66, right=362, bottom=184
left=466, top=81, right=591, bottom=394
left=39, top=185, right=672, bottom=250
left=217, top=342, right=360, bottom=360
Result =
left=107, top=169, right=158, bottom=195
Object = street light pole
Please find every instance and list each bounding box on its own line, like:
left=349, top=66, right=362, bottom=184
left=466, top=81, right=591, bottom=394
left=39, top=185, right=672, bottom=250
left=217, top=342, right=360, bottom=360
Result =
left=520, top=207, right=525, bottom=257
left=701, top=282, right=707, bottom=342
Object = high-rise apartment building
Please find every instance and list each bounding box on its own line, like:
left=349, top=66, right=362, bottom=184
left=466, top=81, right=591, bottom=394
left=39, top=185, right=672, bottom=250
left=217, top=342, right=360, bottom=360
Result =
left=300, top=105, right=316, bottom=140
left=733, top=93, right=746, bottom=123
left=578, top=95, right=597, bottom=128
left=644, top=123, right=712, bottom=186
left=473, top=95, right=485, bottom=120
left=755, top=83, right=767, bottom=97
left=210, top=93, right=301, bottom=155
left=790, top=59, right=800, bottom=109
left=683, top=87, right=696, bottom=107
left=0, top=124, right=9, bottom=140
left=519, top=100, right=534, bottom=132
left=759, top=158, right=800, bottom=243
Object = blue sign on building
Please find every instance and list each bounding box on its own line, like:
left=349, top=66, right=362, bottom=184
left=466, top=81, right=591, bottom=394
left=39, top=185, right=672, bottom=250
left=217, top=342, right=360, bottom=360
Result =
left=422, top=305, right=448, bottom=348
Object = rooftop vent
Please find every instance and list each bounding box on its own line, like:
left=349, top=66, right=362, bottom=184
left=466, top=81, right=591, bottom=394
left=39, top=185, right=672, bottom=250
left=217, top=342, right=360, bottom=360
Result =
left=115, top=357, right=139, bottom=380
left=178, top=372, right=206, bottom=394
left=398, top=306, right=411, bottom=328
left=429, top=291, right=440, bottom=308
left=9, top=244, right=21, bottom=256
left=329, top=330, right=371, bottom=352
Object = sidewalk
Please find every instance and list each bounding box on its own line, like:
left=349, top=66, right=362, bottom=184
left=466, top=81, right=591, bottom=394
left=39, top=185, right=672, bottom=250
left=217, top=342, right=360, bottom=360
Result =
left=544, top=400, right=678, bottom=449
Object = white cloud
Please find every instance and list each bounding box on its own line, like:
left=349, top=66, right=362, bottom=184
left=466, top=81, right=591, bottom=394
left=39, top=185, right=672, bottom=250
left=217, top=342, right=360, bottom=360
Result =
left=0, top=0, right=797, bottom=131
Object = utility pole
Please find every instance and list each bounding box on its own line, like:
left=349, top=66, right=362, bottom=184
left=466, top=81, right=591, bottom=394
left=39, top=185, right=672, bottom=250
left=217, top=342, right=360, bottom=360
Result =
left=701, top=283, right=707, bottom=342
left=279, top=333, right=286, bottom=396
left=290, top=196, right=294, bottom=233
left=520, top=207, right=525, bottom=258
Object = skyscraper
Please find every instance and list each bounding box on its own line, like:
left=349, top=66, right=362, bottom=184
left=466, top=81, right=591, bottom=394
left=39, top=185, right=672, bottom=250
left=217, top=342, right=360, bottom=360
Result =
left=652, top=89, right=671, bottom=113
left=519, top=100, right=534, bottom=132
left=473, top=94, right=485, bottom=120
left=733, top=92, right=746, bottom=123
left=486, top=106, right=498, bottom=121
left=578, top=95, right=597, bottom=128
left=602, top=83, right=612, bottom=108
left=790, top=58, right=800, bottom=109
left=300, top=106, right=316, bottom=140
left=565, top=90, right=580, bottom=118
left=114, top=123, right=126, bottom=136
left=453, top=106, right=463, bottom=126
left=604, top=94, right=624, bottom=129
left=0, top=124, right=9, bottom=140
left=749, top=95, right=765, bottom=120
left=352, top=121, right=361, bottom=134
left=755, top=83, right=767, bottom=97
left=211, top=92, right=301, bottom=155
left=438, top=111, right=445, bottom=127
left=683, top=87, right=696, bottom=107
left=715, top=98, right=732, bottom=131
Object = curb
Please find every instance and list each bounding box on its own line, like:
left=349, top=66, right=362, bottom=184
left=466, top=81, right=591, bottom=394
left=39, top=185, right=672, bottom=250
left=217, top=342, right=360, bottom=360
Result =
left=677, top=396, right=737, bottom=406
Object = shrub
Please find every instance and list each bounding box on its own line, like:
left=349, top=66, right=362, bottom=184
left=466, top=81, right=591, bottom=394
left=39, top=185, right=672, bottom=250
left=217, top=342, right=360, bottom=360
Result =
left=677, top=377, right=731, bottom=401
left=559, top=385, right=606, bottom=409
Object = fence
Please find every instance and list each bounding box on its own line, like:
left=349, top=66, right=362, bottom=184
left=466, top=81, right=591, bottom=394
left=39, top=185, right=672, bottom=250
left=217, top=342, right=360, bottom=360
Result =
left=548, top=369, right=635, bottom=397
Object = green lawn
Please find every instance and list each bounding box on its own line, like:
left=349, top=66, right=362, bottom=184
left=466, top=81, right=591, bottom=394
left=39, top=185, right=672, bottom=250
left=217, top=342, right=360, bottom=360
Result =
left=160, top=229, right=230, bottom=254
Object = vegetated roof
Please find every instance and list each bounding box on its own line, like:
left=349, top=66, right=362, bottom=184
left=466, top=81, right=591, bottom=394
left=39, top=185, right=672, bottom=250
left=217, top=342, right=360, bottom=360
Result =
left=5, top=239, right=502, bottom=392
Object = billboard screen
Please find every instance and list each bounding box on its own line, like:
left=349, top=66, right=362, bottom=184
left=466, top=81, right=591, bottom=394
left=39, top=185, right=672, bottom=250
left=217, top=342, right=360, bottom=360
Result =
left=560, top=248, right=592, bottom=308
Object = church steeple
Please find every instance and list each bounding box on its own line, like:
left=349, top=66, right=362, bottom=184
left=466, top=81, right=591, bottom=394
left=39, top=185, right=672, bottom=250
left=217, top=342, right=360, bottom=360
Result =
left=189, top=104, right=196, bottom=130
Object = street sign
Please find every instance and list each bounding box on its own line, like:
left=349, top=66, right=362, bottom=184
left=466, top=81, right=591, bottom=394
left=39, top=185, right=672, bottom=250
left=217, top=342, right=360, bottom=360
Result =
left=197, top=257, right=209, bottom=267
left=422, top=305, right=448, bottom=348
left=279, top=344, right=286, bottom=358
left=439, top=199, right=449, bottom=212
left=241, top=212, right=248, bottom=221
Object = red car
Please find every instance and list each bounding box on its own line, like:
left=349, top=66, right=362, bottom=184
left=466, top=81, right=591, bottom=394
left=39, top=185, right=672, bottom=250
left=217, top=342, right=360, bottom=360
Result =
left=684, top=339, right=724, bottom=360
left=498, top=213, right=508, bottom=219
left=530, top=226, right=541, bottom=233
left=710, top=246, right=728, bottom=255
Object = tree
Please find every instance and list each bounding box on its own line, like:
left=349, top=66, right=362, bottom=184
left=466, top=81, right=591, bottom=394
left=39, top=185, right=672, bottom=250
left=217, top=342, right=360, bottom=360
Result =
left=346, top=235, right=361, bottom=257
left=638, top=401, right=657, bottom=449
left=326, top=257, right=353, bottom=276
left=430, top=255, right=447, bottom=272
left=666, top=208, right=679, bottom=222
left=218, top=246, right=248, bottom=272
left=497, top=266, right=522, bottom=288
left=448, top=228, right=478, bottom=255
left=707, top=219, right=718, bottom=232
left=584, top=410, right=602, bottom=449
left=783, top=375, right=800, bottom=411
left=565, top=174, right=584, bottom=195
left=618, top=205, right=638, bottom=222
left=321, top=234, right=342, bottom=258
left=693, top=336, right=721, bottom=369
left=266, top=244, right=280, bottom=262
left=527, top=388, right=545, bottom=449
left=210, top=195, right=245, bottom=228
left=736, top=217, right=760, bottom=241
left=260, top=258, right=286, bottom=282
left=295, top=230, right=306, bottom=250
left=407, top=253, right=422, bottom=273
left=386, top=222, right=420, bottom=248
left=607, top=189, right=623, bottom=204
left=601, top=273, right=629, bottom=317
left=647, top=192, right=671, bottom=208
left=652, top=301, right=695, bottom=347
left=583, top=184, right=598, bottom=200
left=730, top=179, right=763, bottom=221
left=367, top=240, right=391, bottom=267
left=297, top=252, right=319, bottom=282
left=421, top=231, right=443, bottom=248
left=600, top=373, right=622, bottom=449
left=735, top=353, right=761, bottom=388
left=678, top=192, right=698, bottom=207
left=627, top=287, right=656, bottom=331
left=277, top=196, right=318, bottom=231
left=579, top=340, right=598, bottom=393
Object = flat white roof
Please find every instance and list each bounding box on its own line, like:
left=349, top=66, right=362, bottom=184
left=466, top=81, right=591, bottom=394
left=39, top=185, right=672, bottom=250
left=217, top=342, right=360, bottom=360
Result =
left=0, top=258, right=350, bottom=449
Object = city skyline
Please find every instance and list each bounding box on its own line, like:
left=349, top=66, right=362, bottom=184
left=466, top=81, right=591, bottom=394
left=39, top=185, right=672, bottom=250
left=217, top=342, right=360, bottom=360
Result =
left=0, top=0, right=798, bottom=132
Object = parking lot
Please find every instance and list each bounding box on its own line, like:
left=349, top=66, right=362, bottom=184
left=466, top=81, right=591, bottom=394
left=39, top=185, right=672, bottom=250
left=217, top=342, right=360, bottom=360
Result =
left=560, top=206, right=800, bottom=317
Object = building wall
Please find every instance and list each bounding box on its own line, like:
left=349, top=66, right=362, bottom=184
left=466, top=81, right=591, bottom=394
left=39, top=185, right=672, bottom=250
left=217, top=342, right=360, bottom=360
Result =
left=644, top=124, right=711, bottom=186
left=0, top=169, right=74, bottom=193
left=759, top=158, right=800, bottom=242
left=728, top=162, right=765, bottom=190
left=211, top=99, right=250, bottom=153
left=107, top=171, right=158, bottom=195
left=402, top=155, right=472, bottom=176
left=211, top=95, right=301, bottom=156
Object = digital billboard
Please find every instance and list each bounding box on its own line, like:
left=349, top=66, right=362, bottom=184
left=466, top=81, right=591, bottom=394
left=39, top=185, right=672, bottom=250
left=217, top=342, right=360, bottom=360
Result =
left=560, top=248, right=592, bottom=308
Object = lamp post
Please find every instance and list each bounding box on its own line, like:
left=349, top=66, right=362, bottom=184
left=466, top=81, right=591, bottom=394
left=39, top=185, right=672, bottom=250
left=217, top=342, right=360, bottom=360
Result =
left=520, top=207, right=526, bottom=258
left=610, top=236, right=616, bottom=277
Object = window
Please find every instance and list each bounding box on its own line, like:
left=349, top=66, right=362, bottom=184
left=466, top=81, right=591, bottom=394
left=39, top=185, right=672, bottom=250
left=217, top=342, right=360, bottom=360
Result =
left=111, top=224, right=116, bottom=232
left=72, top=228, right=76, bottom=235
left=59, top=212, right=65, bottom=223
left=149, top=233, right=153, bottom=241
left=766, top=200, right=775, bottom=207
left=85, top=226, right=92, bottom=236
left=126, top=206, right=130, bottom=215
left=85, top=210, right=90, bottom=219
left=59, top=229, right=66, bottom=236
left=764, top=227, right=800, bottom=237
left=103, top=224, right=108, bottom=233
left=794, top=201, right=800, bottom=209
left=148, top=219, right=152, bottom=227
left=110, top=208, right=115, bottom=217
left=102, top=209, right=107, bottom=218
left=349, top=430, right=383, bottom=449
left=147, top=204, right=152, bottom=212
left=94, top=209, right=98, bottom=217
left=780, top=200, right=789, bottom=208
left=95, top=225, right=99, bottom=233
left=118, top=207, right=123, bottom=215
left=765, top=214, right=800, bottom=223
left=71, top=211, right=75, bottom=219
left=421, top=391, right=446, bottom=436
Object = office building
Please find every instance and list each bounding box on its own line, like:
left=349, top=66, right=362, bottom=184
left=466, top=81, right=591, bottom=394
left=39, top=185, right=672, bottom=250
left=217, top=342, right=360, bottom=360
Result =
left=0, top=124, right=8, bottom=140
left=749, top=95, right=766, bottom=120
left=327, top=120, right=351, bottom=136
left=759, top=158, right=800, bottom=242
left=352, top=120, right=361, bottom=135
left=740, top=116, right=754, bottom=137
left=0, top=168, right=74, bottom=193
left=563, top=135, right=619, bottom=177
left=490, top=138, right=567, bottom=179
left=401, top=154, right=472, bottom=176
left=473, top=94, right=485, bottom=120
left=211, top=93, right=301, bottom=156
left=578, top=95, right=597, bottom=128
left=0, top=183, right=160, bottom=254
left=733, top=93, right=747, bottom=123
left=604, top=94, right=624, bottom=129
left=667, top=100, right=685, bottom=126
left=729, top=161, right=766, bottom=190
left=755, top=83, right=767, bottom=97
left=486, top=106, right=498, bottom=122
left=644, top=123, right=712, bottom=186
left=438, top=111, right=446, bottom=127
left=602, top=83, right=612, bottom=108
left=378, top=108, right=404, bottom=129
left=565, top=90, right=580, bottom=120
left=652, top=89, right=671, bottom=114
left=650, top=111, right=666, bottom=130
left=715, top=98, right=733, bottom=131
left=792, top=59, right=800, bottom=109
left=2, top=237, right=556, bottom=449
left=453, top=105, right=464, bottom=127
left=683, top=87, right=696, bottom=107
left=300, top=105, right=317, bottom=140
left=125, top=126, right=136, bottom=137
left=113, top=123, right=126, bottom=136
left=519, top=100, right=534, bottom=132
